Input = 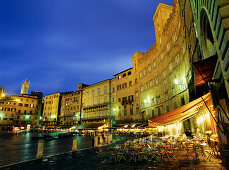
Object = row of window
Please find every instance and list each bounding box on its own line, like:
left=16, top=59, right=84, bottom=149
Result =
left=118, top=95, right=134, bottom=103
left=139, top=43, right=183, bottom=81
left=0, top=107, right=33, bottom=114
left=18, top=103, right=35, bottom=107
left=45, top=94, right=59, bottom=99
left=86, top=86, right=115, bottom=98
left=44, top=106, right=58, bottom=110
left=117, top=71, right=132, bottom=79
left=117, top=81, right=132, bottom=91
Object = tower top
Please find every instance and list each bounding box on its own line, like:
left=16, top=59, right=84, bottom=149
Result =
left=20, top=79, right=30, bottom=94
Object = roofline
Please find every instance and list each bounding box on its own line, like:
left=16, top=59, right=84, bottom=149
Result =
left=83, top=78, right=114, bottom=89
left=113, top=67, right=133, bottom=76
left=153, top=2, right=173, bottom=21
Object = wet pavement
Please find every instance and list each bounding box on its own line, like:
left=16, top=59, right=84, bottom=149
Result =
left=1, top=145, right=225, bottom=170
left=0, top=133, right=226, bottom=169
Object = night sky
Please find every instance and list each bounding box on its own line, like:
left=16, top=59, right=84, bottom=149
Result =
left=0, top=0, right=173, bottom=95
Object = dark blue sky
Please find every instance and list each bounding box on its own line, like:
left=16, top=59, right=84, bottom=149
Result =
left=0, top=0, right=173, bottom=95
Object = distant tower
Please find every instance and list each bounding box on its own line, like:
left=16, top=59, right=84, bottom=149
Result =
left=20, top=79, right=30, bottom=94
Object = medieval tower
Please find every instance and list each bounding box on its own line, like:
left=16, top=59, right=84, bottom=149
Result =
left=20, top=79, right=30, bottom=94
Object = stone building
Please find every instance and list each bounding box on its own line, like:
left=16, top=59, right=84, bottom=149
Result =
left=0, top=92, right=39, bottom=130
left=187, top=0, right=229, bottom=167
left=60, top=91, right=82, bottom=127
left=114, top=68, right=138, bottom=123
left=20, top=79, right=30, bottom=95
left=42, top=93, right=61, bottom=126
left=132, top=1, right=192, bottom=123
left=82, top=78, right=116, bottom=127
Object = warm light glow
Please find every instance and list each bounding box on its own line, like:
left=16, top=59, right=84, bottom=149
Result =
left=197, top=115, right=204, bottom=124
left=124, top=125, right=128, bottom=128
left=131, top=124, right=135, bottom=128
left=2, top=93, right=5, bottom=97
left=51, top=115, right=56, bottom=119
left=174, top=79, right=179, bottom=85
left=15, top=99, right=19, bottom=102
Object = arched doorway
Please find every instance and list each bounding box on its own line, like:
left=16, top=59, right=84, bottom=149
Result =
left=199, top=9, right=216, bottom=60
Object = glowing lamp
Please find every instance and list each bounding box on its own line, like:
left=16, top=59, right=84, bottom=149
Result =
left=174, top=79, right=179, bottom=85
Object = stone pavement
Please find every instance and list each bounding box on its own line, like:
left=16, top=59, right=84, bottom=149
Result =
left=1, top=146, right=226, bottom=170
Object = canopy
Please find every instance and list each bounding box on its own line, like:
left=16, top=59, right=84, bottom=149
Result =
left=148, top=93, right=211, bottom=126
left=77, top=123, right=105, bottom=130
left=194, top=55, right=217, bottom=86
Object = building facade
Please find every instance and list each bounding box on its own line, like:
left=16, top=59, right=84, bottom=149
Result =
left=0, top=93, right=39, bottom=130
left=60, top=91, right=81, bottom=126
left=42, top=93, right=61, bottom=126
left=114, top=68, right=138, bottom=123
left=82, top=79, right=116, bottom=126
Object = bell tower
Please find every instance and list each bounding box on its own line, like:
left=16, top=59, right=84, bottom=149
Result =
left=20, top=79, right=30, bottom=94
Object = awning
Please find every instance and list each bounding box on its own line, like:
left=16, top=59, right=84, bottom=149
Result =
left=77, top=123, right=105, bottom=130
left=148, top=93, right=211, bottom=126
left=194, top=55, right=217, bottom=86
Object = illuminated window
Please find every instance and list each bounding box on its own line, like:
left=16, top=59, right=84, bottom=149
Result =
left=161, top=53, right=164, bottom=60
left=163, top=70, right=166, bottom=79
left=143, top=68, right=147, bottom=75
left=167, top=43, right=170, bottom=51
left=149, top=80, right=153, bottom=88
left=145, top=83, right=148, bottom=91
left=175, top=54, right=180, bottom=64
left=173, top=33, right=177, bottom=42
left=140, top=72, right=142, bottom=78
left=140, top=86, right=144, bottom=92
left=155, top=77, right=159, bottom=85
left=169, top=62, right=173, bottom=71
left=148, top=64, right=152, bottom=72
left=153, top=60, right=157, bottom=68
